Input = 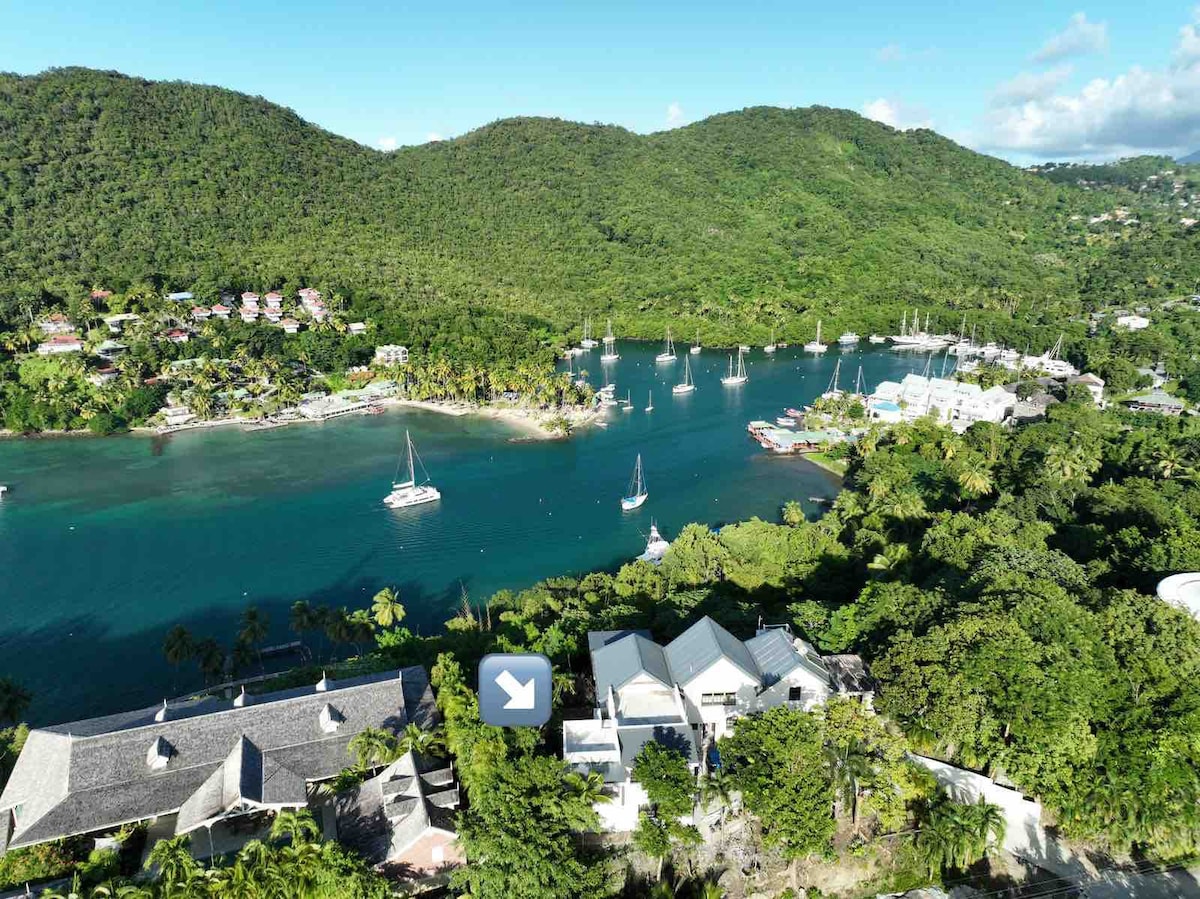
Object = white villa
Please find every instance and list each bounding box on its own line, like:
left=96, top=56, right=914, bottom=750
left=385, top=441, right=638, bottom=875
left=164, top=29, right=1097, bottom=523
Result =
left=867, top=374, right=1015, bottom=430
left=38, top=313, right=75, bottom=335
left=562, top=617, right=873, bottom=831
left=1115, top=314, right=1150, bottom=331
left=36, top=335, right=84, bottom=355
left=375, top=345, right=409, bottom=366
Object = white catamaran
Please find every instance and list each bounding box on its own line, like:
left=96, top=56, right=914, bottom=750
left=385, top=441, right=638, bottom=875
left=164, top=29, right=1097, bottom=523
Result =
left=384, top=430, right=441, bottom=509
left=672, top=355, right=696, bottom=394
left=621, top=454, right=648, bottom=510
left=600, top=319, right=620, bottom=362
left=721, top=348, right=748, bottom=385
left=655, top=327, right=677, bottom=363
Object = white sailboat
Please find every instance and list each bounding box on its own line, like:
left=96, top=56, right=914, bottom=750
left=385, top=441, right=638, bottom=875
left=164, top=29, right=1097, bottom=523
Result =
left=764, top=327, right=777, bottom=354
left=655, top=327, right=677, bottom=363
left=672, top=356, right=696, bottom=394
left=821, top=359, right=842, bottom=399
left=622, top=390, right=634, bottom=411
left=803, top=320, right=828, bottom=353
left=580, top=316, right=598, bottom=349
left=636, top=522, right=671, bottom=564
left=690, top=328, right=702, bottom=355
left=621, top=454, right=648, bottom=510
left=837, top=331, right=860, bottom=346
left=645, top=390, right=654, bottom=412
left=721, top=348, right=748, bottom=385
left=600, top=318, right=619, bottom=362
left=384, top=431, right=441, bottom=509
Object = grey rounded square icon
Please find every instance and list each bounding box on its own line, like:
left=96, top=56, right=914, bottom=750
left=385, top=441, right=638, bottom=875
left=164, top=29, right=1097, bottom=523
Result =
left=478, top=653, right=552, bottom=727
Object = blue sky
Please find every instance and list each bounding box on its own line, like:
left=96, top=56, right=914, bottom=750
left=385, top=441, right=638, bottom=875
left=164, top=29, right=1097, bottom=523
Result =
left=3, top=1, right=1200, bottom=161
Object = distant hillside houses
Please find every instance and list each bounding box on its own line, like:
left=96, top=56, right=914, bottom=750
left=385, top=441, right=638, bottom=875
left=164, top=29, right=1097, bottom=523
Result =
left=36, top=334, right=84, bottom=355
left=562, top=617, right=872, bottom=832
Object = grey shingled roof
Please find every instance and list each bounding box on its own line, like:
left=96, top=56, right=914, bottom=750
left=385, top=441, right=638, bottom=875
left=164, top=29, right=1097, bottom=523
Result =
left=664, top=616, right=760, bottom=685
left=333, top=751, right=459, bottom=866
left=619, top=724, right=699, bottom=769
left=744, top=629, right=832, bottom=687
left=0, top=667, right=437, bottom=852
left=586, top=629, right=652, bottom=655
left=592, top=634, right=672, bottom=697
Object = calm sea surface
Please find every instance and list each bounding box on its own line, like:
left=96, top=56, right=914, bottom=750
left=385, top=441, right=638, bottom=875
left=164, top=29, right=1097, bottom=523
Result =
left=0, top=342, right=932, bottom=723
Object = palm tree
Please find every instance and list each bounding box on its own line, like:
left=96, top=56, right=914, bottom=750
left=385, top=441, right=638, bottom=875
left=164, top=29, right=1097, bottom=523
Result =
left=370, top=586, right=405, bottom=628
left=145, top=834, right=199, bottom=896
left=564, top=769, right=609, bottom=807
left=781, top=500, right=805, bottom=526
left=162, top=626, right=195, bottom=682
left=194, top=638, right=226, bottom=684
left=0, top=678, right=31, bottom=724
left=867, top=543, right=911, bottom=580
left=397, top=722, right=446, bottom=758
left=1044, top=443, right=1101, bottom=489
left=348, top=726, right=398, bottom=768
left=698, top=767, right=734, bottom=813
left=269, top=808, right=320, bottom=846
left=289, top=600, right=317, bottom=660
left=825, top=738, right=874, bottom=828
left=954, top=454, right=994, bottom=500
left=239, top=606, right=270, bottom=668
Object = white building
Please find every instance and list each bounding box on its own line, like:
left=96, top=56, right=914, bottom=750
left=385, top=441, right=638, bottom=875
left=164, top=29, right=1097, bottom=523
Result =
left=867, top=374, right=1014, bottom=431
left=374, top=345, right=409, bottom=366
left=348, top=322, right=367, bottom=335
left=562, top=618, right=870, bottom=831
left=103, top=313, right=141, bottom=334
left=1115, top=314, right=1150, bottom=331
left=38, top=313, right=75, bottom=335
left=1068, top=373, right=1105, bottom=407
left=36, top=335, right=84, bottom=355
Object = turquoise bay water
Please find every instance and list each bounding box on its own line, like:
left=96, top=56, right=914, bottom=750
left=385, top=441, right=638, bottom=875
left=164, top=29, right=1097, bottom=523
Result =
left=0, top=343, right=929, bottom=723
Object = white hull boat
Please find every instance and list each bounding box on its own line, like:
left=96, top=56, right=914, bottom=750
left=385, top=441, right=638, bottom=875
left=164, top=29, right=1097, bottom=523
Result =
left=621, top=454, right=648, bottom=510
left=637, top=523, right=671, bottom=564
left=655, top=327, right=677, bottom=363
left=673, top=356, right=696, bottom=394
left=384, top=431, right=441, bottom=509
left=721, top=349, right=748, bottom=386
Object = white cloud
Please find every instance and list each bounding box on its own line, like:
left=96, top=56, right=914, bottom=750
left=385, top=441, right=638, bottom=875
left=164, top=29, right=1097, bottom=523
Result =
left=991, top=65, right=1074, bottom=106
left=376, top=136, right=398, bottom=151
left=1033, top=12, right=1108, bottom=63
left=861, top=98, right=932, bottom=130
left=986, top=11, right=1200, bottom=157
left=426, top=132, right=445, bottom=142
left=877, top=43, right=904, bottom=63
left=665, top=102, right=685, bottom=128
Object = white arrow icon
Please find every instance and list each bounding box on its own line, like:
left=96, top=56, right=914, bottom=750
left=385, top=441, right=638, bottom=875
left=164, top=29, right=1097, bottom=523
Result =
left=495, top=669, right=537, bottom=710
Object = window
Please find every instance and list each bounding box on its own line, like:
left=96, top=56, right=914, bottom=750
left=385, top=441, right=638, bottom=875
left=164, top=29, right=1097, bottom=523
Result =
left=701, top=692, right=736, bottom=707
left=788, top=687, right=805, bottom=702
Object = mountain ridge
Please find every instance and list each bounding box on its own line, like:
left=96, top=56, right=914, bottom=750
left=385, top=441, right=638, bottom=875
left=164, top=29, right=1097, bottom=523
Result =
left=0, top=66, right=1142, bottom=344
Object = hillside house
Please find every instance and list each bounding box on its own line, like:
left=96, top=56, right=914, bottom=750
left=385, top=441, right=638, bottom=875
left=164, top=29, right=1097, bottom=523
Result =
left=36, top=335, right=84, bottom=355
left=95, top=340, right=127, bottom=361
left=210, top=304, right=232, bottom=319
left=263, top=292, right=284, bottom=309
left=0, top=668, right=437, bottom=858
left=348, top=322, right=367, bottom=335
left=166, top=292, right=194, bottom=303
left=868, top=375, right=1014, bottom=430
left=278, top=318, right=300, bottom=334
left=103, top=313, right=141, bottom=334
left=163, top=329, right=190, bottom=344
left=562, top=617, right=872, bottom=831
left=38, top=313, right=75, bottom=335
left=1125, top=390, right=1185, bottom=416
left=1115, top=314, right=1150, bottom=331
left=191, top=306, right=211, bottom=321
left=1067, top=373, right=1105, bottom=406
left=375, top=345, right=409, bottom=366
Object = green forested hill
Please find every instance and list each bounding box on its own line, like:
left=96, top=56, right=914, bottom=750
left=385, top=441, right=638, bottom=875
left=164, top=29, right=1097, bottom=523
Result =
left=0, top=66, right=1183, bottom=346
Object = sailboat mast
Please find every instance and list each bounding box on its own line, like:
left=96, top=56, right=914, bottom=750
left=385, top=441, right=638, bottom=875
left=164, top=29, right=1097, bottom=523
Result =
left=407, top=431, right=416, bottom=485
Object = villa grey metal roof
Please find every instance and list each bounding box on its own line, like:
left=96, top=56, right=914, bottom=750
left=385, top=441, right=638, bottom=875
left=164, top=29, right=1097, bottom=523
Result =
left=823, top=655, right=878, bottom=694
left=587, top=629, right=652, bottom=655
left=619, top=724, right=699, bottom=769
left=744, top=629, right=832, bottom=687
left=664, top=616, right=760, bottom=685
left=333, top=751, right=459, bottom=866
left=0, top=667, right=437, bottom=852
left=592, top=633, right=673, bottom=696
